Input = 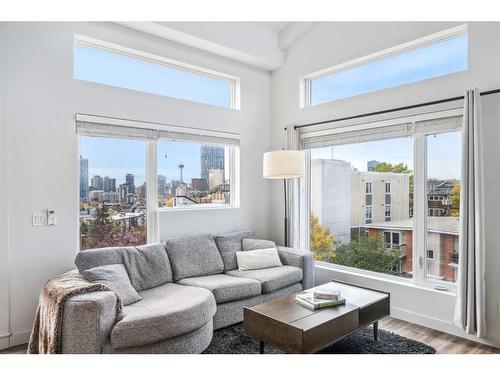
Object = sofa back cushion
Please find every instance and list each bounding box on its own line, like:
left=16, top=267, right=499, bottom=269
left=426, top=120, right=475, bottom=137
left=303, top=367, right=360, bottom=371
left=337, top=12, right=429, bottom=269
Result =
left=75, top=243, right=173, bottom=291
left=164, top=233, right=224, bottom=281
left=242, top=238, right=276, bottom=251
left=213, top=231, right=255, bottom=271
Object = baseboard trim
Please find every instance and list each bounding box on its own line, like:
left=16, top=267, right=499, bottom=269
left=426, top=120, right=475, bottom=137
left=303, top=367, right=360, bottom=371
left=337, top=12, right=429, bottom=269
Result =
left=9, top=330, right=30, bottom=347
left=0, top=337, right=9, bottom=351
left=391, top=307, right=500, bottom=349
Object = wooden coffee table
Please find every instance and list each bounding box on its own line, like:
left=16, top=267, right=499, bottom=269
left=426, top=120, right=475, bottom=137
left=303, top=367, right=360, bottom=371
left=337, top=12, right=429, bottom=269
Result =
left=244, top=280, right=390, bottom=353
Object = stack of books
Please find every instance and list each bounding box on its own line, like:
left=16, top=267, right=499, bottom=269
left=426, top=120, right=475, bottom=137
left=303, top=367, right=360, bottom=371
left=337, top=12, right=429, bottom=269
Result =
left=295, top=287, right=346, bottom=311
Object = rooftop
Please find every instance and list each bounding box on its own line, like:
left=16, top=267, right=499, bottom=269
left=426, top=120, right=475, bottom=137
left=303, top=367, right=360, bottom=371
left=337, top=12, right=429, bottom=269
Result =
left=363, top=216, right=460, bottom=235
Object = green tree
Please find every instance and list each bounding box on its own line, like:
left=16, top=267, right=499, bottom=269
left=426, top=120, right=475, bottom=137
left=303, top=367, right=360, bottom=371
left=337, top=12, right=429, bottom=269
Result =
left=450, top=185, right=460, bottom=217
left=373, top=162, right=412, bottom=174
left=85, top=205, right=117, bottom=249
left=334, top=234, right=401, bottom=276
left=310, top=214, right=334, bottom=262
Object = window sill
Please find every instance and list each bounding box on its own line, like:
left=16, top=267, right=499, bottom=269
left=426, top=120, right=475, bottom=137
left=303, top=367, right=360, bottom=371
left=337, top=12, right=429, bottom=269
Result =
left=157, top=205, right=239, bottom=213
left=315, top=262, right=456, bottom=296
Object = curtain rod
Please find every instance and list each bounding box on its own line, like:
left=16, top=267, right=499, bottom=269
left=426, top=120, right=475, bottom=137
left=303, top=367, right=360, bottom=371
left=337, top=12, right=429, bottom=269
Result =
left=294, top=88, right=500, bottom=130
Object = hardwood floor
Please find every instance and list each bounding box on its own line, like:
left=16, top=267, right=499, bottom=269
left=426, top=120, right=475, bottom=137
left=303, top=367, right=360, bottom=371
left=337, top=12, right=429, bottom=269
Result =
left=1, top=317, right=499, bottom=354
left=379, top=317, right=500, bottom=354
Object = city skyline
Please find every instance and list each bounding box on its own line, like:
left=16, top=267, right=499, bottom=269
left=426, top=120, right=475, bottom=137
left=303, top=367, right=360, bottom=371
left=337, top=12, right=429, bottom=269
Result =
left=80, top=137, right=229, bottom=186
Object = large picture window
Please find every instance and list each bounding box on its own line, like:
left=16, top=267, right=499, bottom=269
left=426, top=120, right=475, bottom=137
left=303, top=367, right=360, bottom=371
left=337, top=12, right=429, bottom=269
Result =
left=77, top=115, right=240, bottom=250
left=425, top=131, right=461, bottom=282
left=303, top=25, right=468, bottom=107
left=310, top=137, right=414, bottom=279
left=74, top=35, right=239, bottom=109
left=79, top=136, right=147, bottom=250
left=157, top=141, right=235, bottom=209
left=304, top=112, right=462, bottom=290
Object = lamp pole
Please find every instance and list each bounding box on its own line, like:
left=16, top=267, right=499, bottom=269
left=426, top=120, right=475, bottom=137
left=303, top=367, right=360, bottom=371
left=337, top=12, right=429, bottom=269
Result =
left=283, top=178, right=288, bottom=247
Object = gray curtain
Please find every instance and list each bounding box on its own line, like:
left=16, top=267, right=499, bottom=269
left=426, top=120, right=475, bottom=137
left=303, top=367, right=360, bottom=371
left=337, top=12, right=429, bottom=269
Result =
left=453, top=89, right=486, bottom=337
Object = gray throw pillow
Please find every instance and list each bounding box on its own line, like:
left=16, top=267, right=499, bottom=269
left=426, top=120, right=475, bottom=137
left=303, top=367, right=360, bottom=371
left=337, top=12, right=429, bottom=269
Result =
left=242, top=238, right=276, bottom=251
left=84, top=264, right=142, bottom=306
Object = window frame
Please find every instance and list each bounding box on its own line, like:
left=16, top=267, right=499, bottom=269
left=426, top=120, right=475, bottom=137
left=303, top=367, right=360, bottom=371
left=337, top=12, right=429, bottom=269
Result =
left=74, top=34, right=241, bottom=110
left=302, top=108, right=462, bottom=292
left=77, top=114, right=240, bottom=248
left=155, top=142, right=240, bottom=212
left=300, top=24, right=468, bottom=108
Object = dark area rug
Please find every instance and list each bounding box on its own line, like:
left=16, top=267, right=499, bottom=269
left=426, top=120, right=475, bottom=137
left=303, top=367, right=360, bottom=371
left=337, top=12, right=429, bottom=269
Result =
left=203, top=323, right=436, bottom=354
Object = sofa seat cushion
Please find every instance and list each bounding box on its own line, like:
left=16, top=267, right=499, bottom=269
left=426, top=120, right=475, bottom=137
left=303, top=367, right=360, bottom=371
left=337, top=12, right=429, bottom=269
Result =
left=111, top=283, right=216, bottom=349
left=177, top=274, right=261, bottom=303
left=226, top=265, right=303, bottom=294
left=164, top=234, right=224, bottom=282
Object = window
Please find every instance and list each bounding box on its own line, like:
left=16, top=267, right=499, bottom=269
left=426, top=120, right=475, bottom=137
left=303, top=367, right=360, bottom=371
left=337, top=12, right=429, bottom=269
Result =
left=385, top=205, right=391, bottom=220
left=77, top=115, right=240, bottom=250
left=304, top=111, right=462, bottom=290
left=425, top=131, right=461, bottom=283
left=157, top=141, right=236, bottom=209
left=365, top=206, right=373, bottom=224
left=309, top=137, right=414, bottom=279
left=303, top=25, right=468, bottom=106
left=79, top=136, right=147, bottom=250
left=74, top=35, right=239, bottom=109
left=365, top=182, right=372, bottom=194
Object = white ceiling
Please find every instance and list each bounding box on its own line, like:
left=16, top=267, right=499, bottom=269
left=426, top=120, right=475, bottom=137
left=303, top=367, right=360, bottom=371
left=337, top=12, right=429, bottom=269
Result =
left=117, top=21, right=316, bottom=71
left=256, top=22, right=290, bottom=32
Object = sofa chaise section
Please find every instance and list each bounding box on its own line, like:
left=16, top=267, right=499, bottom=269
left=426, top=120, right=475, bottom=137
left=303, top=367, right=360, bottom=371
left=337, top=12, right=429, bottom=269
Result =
left=66, top=243, right=216, bottom=354
left=111, top=283, right=216, bottom=350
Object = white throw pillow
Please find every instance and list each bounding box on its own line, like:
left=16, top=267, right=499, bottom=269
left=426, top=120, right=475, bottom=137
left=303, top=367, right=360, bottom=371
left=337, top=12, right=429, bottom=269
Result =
left=235, top=247, right=282, bottom=271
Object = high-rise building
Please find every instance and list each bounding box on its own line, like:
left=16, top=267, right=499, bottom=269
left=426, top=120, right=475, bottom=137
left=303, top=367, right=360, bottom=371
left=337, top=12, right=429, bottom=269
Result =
left=136, top=182, right=147, bottom=201
left=191, top=178, right=208, bottom=191
left=201, top=146, right=224, bottom=182
left=209, top=169, right=224, bottom=190
left=118, top=183, right=134, bottom=204
left=79, top=156, right=89, bottom=200
left=103, top=176, right=116, bottom=192
left=367, top=160, right=380, bottom=171
left=126, top=174, right=135, bottom=193
left=158, top=175, right=167, bottom=197
left=91, top=175, right=103, bottom=191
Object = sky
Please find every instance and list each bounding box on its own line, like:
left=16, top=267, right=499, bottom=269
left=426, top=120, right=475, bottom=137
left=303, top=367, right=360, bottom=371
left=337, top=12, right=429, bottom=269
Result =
left=80, top=136, right=229, bottom=186
left=311, top=34, right=468, bottom=105
left=311, top=131, right=461, bottom=180
left=76, top=35, right=465, bottom=186
left=74, top=44, right=231, bottom=108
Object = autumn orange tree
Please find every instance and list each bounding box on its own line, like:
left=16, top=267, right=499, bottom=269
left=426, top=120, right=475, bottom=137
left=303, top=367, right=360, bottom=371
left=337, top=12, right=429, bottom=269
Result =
left=310, top=214, right=334, bottom=262
left=450, top=185, right=460, bottom=217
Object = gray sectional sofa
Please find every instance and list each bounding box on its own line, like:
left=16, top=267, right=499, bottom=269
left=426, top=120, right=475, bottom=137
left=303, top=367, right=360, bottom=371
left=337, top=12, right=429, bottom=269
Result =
left=61, top=231, right=314, bottom=353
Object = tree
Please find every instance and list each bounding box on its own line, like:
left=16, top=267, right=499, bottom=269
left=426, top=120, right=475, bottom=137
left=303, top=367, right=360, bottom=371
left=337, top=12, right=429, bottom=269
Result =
left=85, top=205, right=118, bottom=249
left=373, top=162, right=412, bottom=174
left=334, top=233, right=402, bottom=275
left=310, top=214, right=334, bottom=262
left=450, top=185, right=460, bottom=217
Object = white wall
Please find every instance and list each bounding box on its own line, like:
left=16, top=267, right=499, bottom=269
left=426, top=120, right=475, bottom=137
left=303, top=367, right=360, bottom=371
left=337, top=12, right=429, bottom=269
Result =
left=271, top=22, right=500, bottom=347
left=0, top=23, right=11, bottom=350
left=0, top=22, right=272, bottom=346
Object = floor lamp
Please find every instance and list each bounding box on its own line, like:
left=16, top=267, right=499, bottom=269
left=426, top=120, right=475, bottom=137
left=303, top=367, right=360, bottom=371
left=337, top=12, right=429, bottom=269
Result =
left=263, top=150, right=305, bottom=247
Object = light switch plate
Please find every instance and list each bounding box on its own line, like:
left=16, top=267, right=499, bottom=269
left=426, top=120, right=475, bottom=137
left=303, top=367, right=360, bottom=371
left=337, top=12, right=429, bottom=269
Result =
left=32, top=213, right=47, bottom=226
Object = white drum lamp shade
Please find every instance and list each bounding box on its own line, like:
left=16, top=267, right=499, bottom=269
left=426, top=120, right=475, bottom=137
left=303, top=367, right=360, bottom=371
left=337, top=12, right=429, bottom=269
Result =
left=263, top=150, right=305, bottom=179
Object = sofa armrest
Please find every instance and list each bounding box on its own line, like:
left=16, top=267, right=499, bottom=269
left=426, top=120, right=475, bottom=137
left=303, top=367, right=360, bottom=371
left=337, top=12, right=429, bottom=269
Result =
left=277, top=246, right=315, bottom=290
left=61, top=291, right=119, bottom=353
